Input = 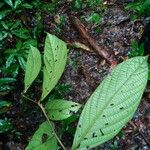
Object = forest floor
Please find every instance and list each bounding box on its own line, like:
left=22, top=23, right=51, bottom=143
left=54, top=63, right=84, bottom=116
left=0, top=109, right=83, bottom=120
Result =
left=0, top=0, right=150, bottom=150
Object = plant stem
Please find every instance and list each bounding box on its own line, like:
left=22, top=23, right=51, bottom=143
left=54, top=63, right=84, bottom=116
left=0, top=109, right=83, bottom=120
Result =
left=38, top=102, right=66, bottom=150
left=22, top=93, right=38, bottom=104
left=22, top=93, right=66, bottom=150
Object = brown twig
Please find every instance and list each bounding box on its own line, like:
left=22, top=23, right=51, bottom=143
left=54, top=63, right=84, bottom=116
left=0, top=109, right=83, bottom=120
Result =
left=69, top=15, right=116, bottom=65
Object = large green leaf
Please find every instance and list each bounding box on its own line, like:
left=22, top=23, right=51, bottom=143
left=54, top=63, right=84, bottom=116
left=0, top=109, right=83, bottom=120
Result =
left=72, top=56, right=148, bottom=150
left=26, top=121, right=57, bottom=150
left=45, top=99, right=81, bottom=120
left=24, top=46, right=41, bottom=93
left=41, top=33, right=68, bottom=101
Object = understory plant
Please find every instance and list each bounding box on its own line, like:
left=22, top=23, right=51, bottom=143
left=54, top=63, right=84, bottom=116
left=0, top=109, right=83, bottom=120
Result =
left=24, top=33, right=148, bottom=150
left=129, top=40, right=150, bottom=80
left=0, top=100, right=12, bottom=133
left=125, top=0, right=150, bottom=19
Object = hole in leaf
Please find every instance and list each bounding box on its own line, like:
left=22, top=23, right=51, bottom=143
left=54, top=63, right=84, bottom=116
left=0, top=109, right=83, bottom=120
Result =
left=120, top=107, right=124, bottom=110
left=69, top=110, right=75, bottom=115
left=99, top=129, right=104, bottom=136
left=42, top=133, right=49, bottom=143
left=92, top=132, right=97, bottom=137
left=76, top=144, right=80, bottom=149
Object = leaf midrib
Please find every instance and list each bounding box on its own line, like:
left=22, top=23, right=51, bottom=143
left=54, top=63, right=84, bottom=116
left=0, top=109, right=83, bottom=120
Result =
left=73, top=58, right=147, bottom=149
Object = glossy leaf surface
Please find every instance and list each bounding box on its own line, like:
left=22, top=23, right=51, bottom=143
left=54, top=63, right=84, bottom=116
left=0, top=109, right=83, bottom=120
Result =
left=0, top=119, right=12, bottom=133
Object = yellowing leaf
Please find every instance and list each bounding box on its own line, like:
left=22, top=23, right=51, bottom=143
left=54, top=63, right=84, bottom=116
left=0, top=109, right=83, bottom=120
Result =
left=72, top=56, right=148, bottom=150
left=41, top=33, right=68, bottom=101
left=24, top=46, right=41, bottom=93
left=45, top=99, right=81, bottom=120
left=26, top=121, right=57, bottom=150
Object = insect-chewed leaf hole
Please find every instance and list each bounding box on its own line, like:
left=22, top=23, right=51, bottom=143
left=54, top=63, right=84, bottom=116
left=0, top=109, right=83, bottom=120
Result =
left=92, top=132, right=97, bottom=137
left=99, top=129, right=104, bottom=136
left=120, top=107, right=124, bottom=110
left=102, top=115, right=106, bottom=117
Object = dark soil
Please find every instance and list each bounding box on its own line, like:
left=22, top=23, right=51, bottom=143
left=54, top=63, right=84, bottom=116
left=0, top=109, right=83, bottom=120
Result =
left=0, top=1, right=150, bottom=150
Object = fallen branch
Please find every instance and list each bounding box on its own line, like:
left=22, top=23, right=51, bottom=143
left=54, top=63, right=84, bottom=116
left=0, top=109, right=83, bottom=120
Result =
left=69, top=15, right=116, bottom=65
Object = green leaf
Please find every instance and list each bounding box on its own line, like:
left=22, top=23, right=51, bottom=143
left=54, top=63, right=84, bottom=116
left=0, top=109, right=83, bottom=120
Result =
left=1, top=21, right=9, bottom=30
left=6, top=55, right=15, bottom=68
left=18, top=56, right=26, bottom=71
left=0, top=119, right=12, bottom=133
left=72, top=56, right=148, bottom=150
left=0, top=78, right=15, bottom=92
left=0, top=100, right=11, bottom=114
left=0, top=100, right=11, bottom=108
left=0, top=10, right=11, bottom=20
left=22, top=39, right=37, bottom=50
left=22, top=3, right=33, bottom=9
left=0, top=78, right=16, bottom=84
left=86, top=13, right=101, bottom=25
left=0, top=85, right=13, bottom=92
left=26, top=121, right=57, bottom=150
left=4, top=0, right=13, bottom=8
left=41, top=33, right=68, bottom=101
left=3, top=64, right=19, bottom=78
left=12, top=29, right=30, bottom=39
left=45, top=99, right=81, bottom=120
left=148, top=63, right=150, bottom=80
left=0, top=2, right=4, bottom=8
left=14, top=0, right=22, bottom=9
left=24, top=46, right=41, bottom=93
left=10, top=20, right=21, bottom=30
left=129, top=41, right=144, bottom=58
left=72, top=0, right=82, bottom=10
